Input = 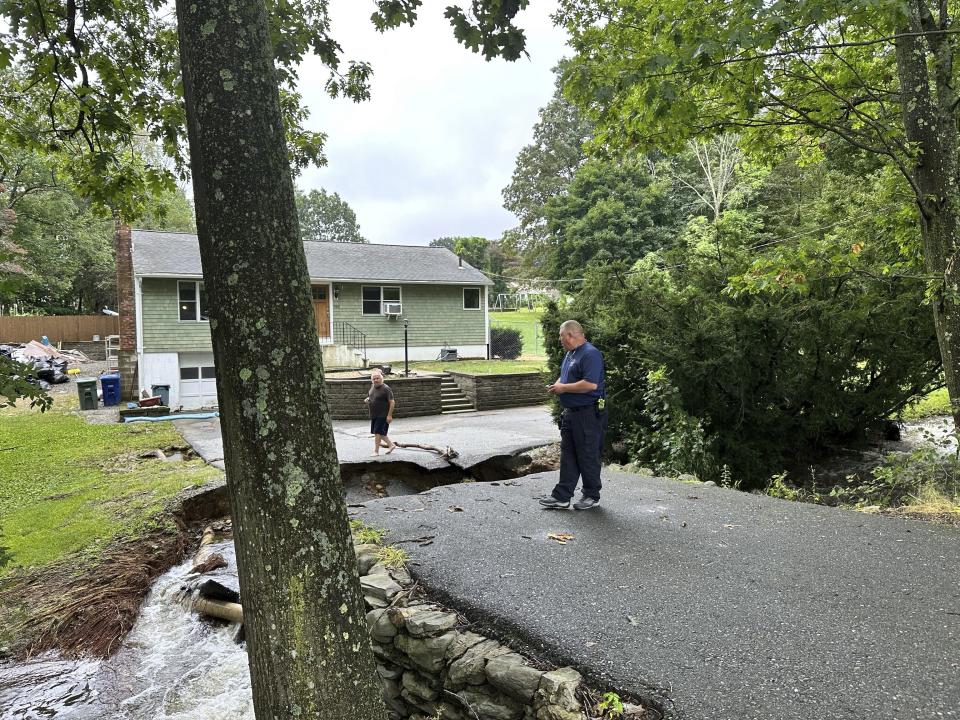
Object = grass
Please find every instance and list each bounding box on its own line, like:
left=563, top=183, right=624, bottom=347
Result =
left=0, top=398, right=221, bottom=572
left=901, top=387, right=952, bottom=420
left=490, top=308, right=548, bottom=358
left=410, top=359, right=547, bottom=374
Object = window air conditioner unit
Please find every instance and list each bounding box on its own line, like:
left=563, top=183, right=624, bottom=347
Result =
left=383, top=302, right=402, bottom=316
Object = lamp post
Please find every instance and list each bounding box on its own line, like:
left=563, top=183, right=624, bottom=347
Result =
left=403, top=318, right=409, bottom=377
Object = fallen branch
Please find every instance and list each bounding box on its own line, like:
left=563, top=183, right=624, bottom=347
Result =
left=393, top=442, right=459, bottom=459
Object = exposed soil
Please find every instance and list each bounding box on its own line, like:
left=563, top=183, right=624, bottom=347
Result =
left=0, top=521, right=189, bottom=659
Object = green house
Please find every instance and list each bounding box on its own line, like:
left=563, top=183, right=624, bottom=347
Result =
left=128, top=229, right=492, bottom=409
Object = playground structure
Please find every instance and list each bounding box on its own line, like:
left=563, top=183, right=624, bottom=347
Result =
left=490, top=290, right=553, bottom=311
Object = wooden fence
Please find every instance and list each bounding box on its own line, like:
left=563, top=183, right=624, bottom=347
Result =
left=0, top=315, right=119, bottom=343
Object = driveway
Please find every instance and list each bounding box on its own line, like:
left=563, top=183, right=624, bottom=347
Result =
left=175, top=405, right=559, bottom=472
left=353, top=470, right=960, bottom=720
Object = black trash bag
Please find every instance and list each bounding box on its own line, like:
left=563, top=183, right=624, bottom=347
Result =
left=51, top=359, right=68, bottom=373
left=0, top=345, right=16, bottom=358
left=36, top=367, right=56, bottom=382
left=50, top=372, right=69, bottom=384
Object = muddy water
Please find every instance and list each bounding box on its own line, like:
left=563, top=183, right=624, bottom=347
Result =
left=0, top=550, right=253, bottom=719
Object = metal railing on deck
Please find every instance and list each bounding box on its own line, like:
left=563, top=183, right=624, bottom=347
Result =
left=332, top=321, right=367, bottom=365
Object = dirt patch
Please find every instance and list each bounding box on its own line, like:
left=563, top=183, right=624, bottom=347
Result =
left=0, top=519, right=191, bottom=659
left=880, top=508, right=960, bottom=528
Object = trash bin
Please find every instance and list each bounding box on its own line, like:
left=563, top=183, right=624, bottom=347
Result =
left=76, top=377, right=98, bottom=410
left=100, top=372, right=121, bottom=407
left=151, top=384, right=171, bottom=406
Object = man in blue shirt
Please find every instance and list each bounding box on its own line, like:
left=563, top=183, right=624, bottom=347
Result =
left=540, top=320, right=607, bottom=510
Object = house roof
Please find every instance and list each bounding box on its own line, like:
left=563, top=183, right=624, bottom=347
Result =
left=130, top=229, right=494, bottom=286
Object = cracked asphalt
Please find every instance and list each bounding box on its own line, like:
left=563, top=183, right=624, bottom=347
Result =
left=352, top=470, right=960, bottom=720
left=174, top=405, right=559, bottom=472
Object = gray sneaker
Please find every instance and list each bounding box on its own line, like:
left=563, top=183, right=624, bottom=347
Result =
left=573, top=495, right=600, bottom=511
left=538, top=495, right=570, bottom=509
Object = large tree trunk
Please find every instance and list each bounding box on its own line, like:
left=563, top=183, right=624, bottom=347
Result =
left=895, top=1, right=960, bottom=429
left=174, top=2, right=387, bottom=718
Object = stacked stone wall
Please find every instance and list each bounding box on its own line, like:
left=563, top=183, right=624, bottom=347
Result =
left=448, top=372, right=548, bottom=411
left=355, top=544, right=589, bottom=720
left=326, top=376, right=442, bottom=420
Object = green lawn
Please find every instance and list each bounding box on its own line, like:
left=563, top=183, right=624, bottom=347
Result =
left=0, top=400, right=221, bottom=571
left=490, top=308, right=549, bottom=358
left=410, top=359, right=547, bottom=374
left=901, top=387, right=952, bottom=420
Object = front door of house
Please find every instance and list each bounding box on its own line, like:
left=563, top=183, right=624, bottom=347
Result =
left=312, top=285, right=331, bottom=340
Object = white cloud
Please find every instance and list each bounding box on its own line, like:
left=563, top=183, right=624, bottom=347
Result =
left=296, top=0, right=568, bottom=245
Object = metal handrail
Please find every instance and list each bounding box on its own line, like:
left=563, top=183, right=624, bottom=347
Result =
left=332, top=321, right=367, bottom=364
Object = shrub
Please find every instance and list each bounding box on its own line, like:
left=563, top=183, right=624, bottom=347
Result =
left=491, top=326, right=523, bottom=359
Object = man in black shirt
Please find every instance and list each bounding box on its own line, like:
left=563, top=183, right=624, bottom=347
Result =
left=365, top=369, right=397, bottom=455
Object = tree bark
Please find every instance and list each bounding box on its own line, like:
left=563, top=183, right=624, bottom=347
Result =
left=174, top=2, right=387, bottom=718
left=895, top=0, right=960, bottom=428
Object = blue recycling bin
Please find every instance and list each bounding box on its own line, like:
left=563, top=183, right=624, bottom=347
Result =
left=100, top=372, right=121, bottom=407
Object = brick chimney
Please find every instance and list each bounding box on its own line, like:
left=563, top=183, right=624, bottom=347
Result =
left=114, top=223, right=139, bottom=399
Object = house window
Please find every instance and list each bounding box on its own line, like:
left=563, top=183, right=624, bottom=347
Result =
left=362, top=286, right=402, bottom=315
left=463, top=287, right=482, bottom=310
left=179, top=281, right=209, bottom=322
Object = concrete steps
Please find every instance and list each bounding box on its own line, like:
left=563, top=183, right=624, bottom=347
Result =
left=440, top=374, right=475, bottom=414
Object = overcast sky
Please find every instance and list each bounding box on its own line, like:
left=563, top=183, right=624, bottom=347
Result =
left=295, top=1, right=569, bottom=246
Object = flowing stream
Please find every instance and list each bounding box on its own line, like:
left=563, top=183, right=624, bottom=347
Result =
left=0, top=546, right=253, bottom=720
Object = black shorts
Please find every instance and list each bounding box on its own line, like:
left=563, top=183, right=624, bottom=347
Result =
left=371, top=416, right=390, bottom=436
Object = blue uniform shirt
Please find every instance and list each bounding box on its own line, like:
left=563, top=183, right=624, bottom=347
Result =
left=558, top=341, right=605, bottom=408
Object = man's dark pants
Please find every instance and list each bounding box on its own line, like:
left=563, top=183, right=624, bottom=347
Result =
left=553, top=405, right=608, bottom=502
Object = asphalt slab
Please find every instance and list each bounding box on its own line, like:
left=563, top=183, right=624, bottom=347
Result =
left=352, top=470, right=960, bottom=720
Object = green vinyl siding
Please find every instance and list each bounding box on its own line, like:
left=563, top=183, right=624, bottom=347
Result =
left=334, top=283, right=485, bottom=347
left=140, top=278, right=486, bottom=353
left=141, top=278, right=213, bottom=353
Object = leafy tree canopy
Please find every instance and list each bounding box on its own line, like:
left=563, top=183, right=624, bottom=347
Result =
left=295, top=188, right=366, bottom=243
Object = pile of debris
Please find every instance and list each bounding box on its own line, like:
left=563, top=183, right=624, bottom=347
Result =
left=1, top=340, right=90, bottom=390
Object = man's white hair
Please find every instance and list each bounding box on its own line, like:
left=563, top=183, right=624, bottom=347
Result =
left=559, top=320, right=584, bottom=336
left=371, top=369, right=384, bottom=379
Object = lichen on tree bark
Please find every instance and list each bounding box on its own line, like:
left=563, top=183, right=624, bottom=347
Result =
left=174, top=0, right=387, bottom=717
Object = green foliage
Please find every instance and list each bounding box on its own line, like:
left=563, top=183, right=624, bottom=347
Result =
left=633, top=368, right=718, bottom=480
left=431, top=236, right=514, bottom=294
left=901, top=388, right=952, bottom=420
left=490, top=326, right=523, bottom=360
left=542, top=157, right=941, bottom=488
left=295, top=188, right=366, bottom=244
left=557, top=0, right=909, bottom=163
left=832, top=449, right=960, bottom=510
left=0, top=356, right=52, bottom=412
left=376, top=545, right=409, bottom=569
left=543, top=156, right=684, bottom=280
left=502, top=63, right=593, bottom=271
left=597, top=692, right=624, bottom=718
left=349, top=519, right=385, bottom=545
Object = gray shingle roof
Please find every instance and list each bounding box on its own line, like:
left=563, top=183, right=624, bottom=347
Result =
left=130, top=229, right=493, bottom=285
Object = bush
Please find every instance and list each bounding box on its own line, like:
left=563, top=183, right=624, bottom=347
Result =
left=491, top=327, right=523, bottom=359
left=542, top=225, right=940, bottom=488
left=830, top=448, right=960, bottom=508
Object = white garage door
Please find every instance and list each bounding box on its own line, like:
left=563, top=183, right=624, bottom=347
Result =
left=179, top=354, right=218, bottom=409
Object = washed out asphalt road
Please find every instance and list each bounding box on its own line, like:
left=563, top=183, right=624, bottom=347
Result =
left=353, top=470, right=960, bottom=720
left=175, top=405, right=559, bottom=472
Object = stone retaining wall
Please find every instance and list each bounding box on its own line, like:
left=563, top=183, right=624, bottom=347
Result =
left=326, top=376, right=442, bottom=420
left=448, top=372, right=548, bottom=411
left=355, top=543, right=589, bottom=720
